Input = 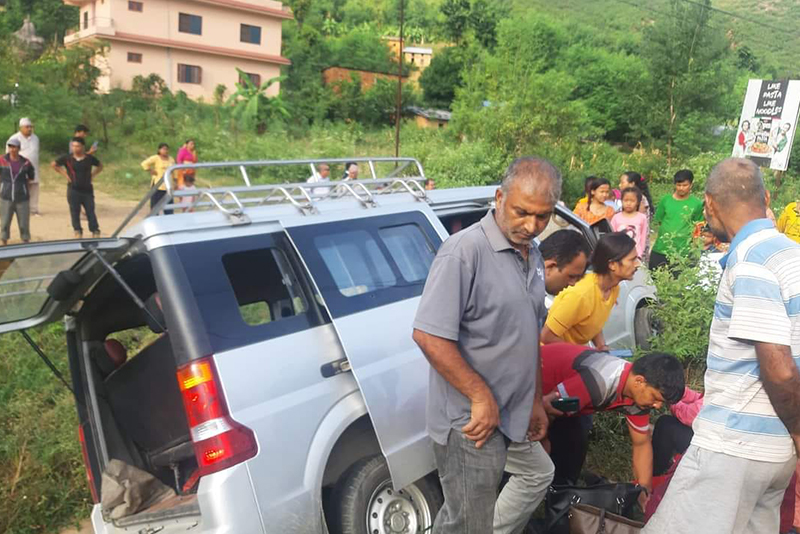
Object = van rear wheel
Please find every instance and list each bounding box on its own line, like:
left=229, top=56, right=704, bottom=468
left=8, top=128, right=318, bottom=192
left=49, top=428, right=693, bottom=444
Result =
left=331, top=455, right=442, bottom=534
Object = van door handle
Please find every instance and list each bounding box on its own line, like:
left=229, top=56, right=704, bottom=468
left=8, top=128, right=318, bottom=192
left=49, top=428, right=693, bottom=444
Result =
left=321, top=358, right=351, bottom=378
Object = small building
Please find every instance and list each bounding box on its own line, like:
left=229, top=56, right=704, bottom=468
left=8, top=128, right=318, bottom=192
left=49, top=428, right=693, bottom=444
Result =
left=383, top=37, right=433, bottom=82
left=408, top=106, right=451, bottom=129
left=62, top=0, right=292, bottom=101
left=322, top=66, right=406, bottom=92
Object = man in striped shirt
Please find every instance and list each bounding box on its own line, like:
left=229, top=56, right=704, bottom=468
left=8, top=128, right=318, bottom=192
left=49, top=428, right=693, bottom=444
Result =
left=645, top=158, right=800, bottom=533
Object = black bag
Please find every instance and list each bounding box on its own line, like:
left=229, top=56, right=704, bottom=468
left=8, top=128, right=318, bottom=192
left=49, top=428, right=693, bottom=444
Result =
left=545, top=482, right=643, bottom=534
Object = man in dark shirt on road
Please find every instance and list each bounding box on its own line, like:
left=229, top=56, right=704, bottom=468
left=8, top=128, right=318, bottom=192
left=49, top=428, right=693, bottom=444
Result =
left=52, top=137, right=103, bottom=238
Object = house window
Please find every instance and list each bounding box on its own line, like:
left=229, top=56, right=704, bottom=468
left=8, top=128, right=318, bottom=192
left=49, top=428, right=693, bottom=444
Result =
left=127, top=52, right=142, bottom=63
left=178, top=13, right=202, bottom=35
left=128, top=1, right=143, bottom=12
left=83, top=11, right=89, bottom=29
left=178, top=64, right=202, bottom=84
left=240, top=23, right=261, bottom=44
left=239, top=72, right=261, bottom=87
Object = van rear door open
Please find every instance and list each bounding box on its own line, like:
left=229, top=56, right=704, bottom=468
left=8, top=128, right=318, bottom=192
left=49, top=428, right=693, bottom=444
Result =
left=0, top=239, right=132, bottom=334
left=284, top=207, right=443, bottom=491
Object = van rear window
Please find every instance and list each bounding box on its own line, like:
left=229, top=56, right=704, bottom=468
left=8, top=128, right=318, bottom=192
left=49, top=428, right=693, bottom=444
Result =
left=315, top=231, right=396, bottom=297
left=222, top=248, right=309, bottom=327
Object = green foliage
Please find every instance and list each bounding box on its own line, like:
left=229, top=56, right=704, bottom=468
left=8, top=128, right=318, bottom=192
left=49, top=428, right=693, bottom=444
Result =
left=227, top=71, right=289, bottom=134
left=0, top=0, right=78, bottom=42
left=648, top=248, right=719, bottom=364
left=327, top=25, right=399, bottom=74
left=131, top=73, right=167, bottom=100
left=419, top=46, right=465, bottom=109
left=0, top=324, right=91, bottom=534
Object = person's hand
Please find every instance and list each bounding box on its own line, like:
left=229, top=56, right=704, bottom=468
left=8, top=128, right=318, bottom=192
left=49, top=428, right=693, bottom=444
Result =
left=638, top=489, right=650, bottom=511
left=462, top=390, right=499, bottom=449
left=527, top=399, right=549, bottom=441
left=543, top=391, right=564, bottom=420
left=595, top=344, right=610, bottom=351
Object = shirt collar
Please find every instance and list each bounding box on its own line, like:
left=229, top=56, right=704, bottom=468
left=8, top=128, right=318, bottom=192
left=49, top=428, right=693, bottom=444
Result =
left=719, top=218, right=774, bottom=269
left=481, top=209, right=516, bottom=252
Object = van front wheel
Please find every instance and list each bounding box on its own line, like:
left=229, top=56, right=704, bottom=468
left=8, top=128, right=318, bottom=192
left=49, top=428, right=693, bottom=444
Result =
left=331, top=455, right=442, bottom=534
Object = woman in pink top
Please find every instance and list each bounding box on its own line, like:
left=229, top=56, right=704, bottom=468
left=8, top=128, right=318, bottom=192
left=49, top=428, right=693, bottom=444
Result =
left=611, top=187, right=649, bottom=259
left=175, top=139, right=197, bottom=189
left=651, top=386, right=703, bottom=476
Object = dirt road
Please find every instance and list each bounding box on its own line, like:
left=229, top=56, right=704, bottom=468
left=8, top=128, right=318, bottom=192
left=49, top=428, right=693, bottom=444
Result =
left=3, top=180, right=145, bottom=244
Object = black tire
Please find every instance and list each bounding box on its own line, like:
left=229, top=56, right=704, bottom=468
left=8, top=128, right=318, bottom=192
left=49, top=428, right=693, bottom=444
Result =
left=331, top=455, right=443, bottom=534
left=634, top=306, right=654, bottom=350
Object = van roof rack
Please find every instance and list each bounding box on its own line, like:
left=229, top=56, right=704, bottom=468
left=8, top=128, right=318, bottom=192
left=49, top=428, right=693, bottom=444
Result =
left=113, top=157, right=429, bottom=236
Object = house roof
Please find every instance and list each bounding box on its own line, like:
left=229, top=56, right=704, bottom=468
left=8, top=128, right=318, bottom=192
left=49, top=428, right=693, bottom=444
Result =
left=403, top=47, right=433, bottom=55
left=408, top=106, right=451, bottom=121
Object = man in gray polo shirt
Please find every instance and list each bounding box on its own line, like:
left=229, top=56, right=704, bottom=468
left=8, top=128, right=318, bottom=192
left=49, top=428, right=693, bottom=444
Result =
left=412, top=157, right=562, bottom=534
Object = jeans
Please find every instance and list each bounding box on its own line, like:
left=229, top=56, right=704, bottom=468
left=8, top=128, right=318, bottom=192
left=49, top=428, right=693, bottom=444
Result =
left=652, top=415, right=694, bottom=476
left=67, top=187, right=99, bottom=234
left=433, top=430, right=508, bottom=534
left=494, top=440, right=555, bottom=534
left=643, top=445, right=796, bottom=534
left=150, top=189, right=173, bottom=215
left=0, top=198, right=30, bottom=242
left=549, top=415, right=591, bottom=485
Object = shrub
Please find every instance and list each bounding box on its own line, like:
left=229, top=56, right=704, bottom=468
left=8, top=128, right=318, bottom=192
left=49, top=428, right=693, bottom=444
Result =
left=647, top=246, right=719, bottom=365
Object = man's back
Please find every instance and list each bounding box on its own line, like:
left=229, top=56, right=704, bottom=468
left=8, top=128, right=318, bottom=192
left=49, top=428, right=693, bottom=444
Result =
left=694, top=220, right=800, bottom=463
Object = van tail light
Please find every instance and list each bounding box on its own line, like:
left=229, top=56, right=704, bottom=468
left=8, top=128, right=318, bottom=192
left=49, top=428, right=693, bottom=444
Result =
left=78, top=424, right=100, bottom=503
left=176, top=356, right=258, bottom=477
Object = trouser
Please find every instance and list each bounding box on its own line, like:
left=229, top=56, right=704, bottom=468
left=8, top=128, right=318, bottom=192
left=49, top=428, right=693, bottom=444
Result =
left=433, top=430, right=508, bottom=534
left=150, top=189, right=173, bottom=215
left=549, top=415, right=591, bottom=485
left=643, top=445, right=796, bottom=534
left=67, top=187, right=99, bottom=234
left=652, top=415, right=694, bottom=476
left=648, top=250, right=669, bottom=271
left=28, top=182, right=39, bottom=214
left=0, top=198, right=30, bottom=242
left=494, top=440, right=555, bottom=534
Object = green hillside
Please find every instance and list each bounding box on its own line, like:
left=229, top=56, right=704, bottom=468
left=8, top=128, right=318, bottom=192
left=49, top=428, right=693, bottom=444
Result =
left=519, top=0, right=800, bottom=77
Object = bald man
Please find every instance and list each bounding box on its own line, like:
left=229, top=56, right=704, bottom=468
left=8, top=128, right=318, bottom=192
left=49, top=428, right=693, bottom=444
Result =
left=645, top=158, right=800, bottom=533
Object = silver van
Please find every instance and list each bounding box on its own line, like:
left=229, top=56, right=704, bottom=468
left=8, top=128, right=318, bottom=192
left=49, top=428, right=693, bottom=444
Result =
left=0, top=158, right=655, bottom=534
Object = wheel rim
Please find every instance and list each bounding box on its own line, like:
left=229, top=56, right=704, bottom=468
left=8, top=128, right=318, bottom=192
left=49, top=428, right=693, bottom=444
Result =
left=365, top=480, right=433, bottom=534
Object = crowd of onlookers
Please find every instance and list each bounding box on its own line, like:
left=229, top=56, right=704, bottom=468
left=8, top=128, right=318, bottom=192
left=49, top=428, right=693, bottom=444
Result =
left=0, top=117, right=202, bottom=245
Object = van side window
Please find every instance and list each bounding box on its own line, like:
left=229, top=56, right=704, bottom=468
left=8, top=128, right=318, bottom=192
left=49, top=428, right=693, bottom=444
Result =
left=288, top=212, right=442, bottom=318
left=378, top=224, right=435, bottom=283
left=222, top=248, right=308, bottom=326
left=315, top=231, right=396, bottom=297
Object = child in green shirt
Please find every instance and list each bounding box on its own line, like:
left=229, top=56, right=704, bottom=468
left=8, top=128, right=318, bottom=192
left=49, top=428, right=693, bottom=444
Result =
left=649, top=169, right=704, bottom=271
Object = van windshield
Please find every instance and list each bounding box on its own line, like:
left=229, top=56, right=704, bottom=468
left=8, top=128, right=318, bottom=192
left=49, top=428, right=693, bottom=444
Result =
left=0, top=252, right=84, bottom=325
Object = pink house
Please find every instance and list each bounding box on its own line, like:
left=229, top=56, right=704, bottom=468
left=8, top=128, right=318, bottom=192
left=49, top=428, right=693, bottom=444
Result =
left=63, top=0, right=292, bottom=100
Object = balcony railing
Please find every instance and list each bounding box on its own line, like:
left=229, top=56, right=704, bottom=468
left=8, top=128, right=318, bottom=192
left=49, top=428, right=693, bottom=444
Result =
left=65, top=17, right=115, bottom=43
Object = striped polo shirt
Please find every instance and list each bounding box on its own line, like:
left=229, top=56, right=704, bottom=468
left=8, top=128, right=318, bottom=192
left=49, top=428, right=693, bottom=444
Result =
left=693, top=218, right=800, bottom=462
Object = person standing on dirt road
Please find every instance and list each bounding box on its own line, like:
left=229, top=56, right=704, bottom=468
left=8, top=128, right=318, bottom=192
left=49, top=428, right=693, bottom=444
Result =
left=644, top=158, right=800, bottom=534
left=412, top=157, right=560, bottom=534
left=141, top=143, right=176, bottom=214
left=0, top=137, right=35, bottom=245
left=52, top=137, right=103, bottom=238
left=7, top=117, right=41, bottom=216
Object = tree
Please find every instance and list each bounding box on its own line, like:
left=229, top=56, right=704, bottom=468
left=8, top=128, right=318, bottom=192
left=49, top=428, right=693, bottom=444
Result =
left=639, top=0, right=736, bottom=160
left=419, top=46, right=465, bottom=108
left=228, top=70, right=289, bottom=134
left=284, top=0, right=314, bottom=30
left=440, top=0, right=470, bottom=44
left=0, top=0, right=78, bottom=42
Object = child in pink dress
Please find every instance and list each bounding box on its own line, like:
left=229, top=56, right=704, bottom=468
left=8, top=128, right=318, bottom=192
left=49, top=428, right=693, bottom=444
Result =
left=611, top=187, right=649, bottom=259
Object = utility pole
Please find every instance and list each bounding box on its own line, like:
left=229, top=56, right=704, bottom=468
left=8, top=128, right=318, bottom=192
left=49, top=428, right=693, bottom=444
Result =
left=394, top=0, right=404, bottom=158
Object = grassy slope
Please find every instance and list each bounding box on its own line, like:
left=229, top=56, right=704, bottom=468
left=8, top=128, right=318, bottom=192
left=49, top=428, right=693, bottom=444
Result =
left=520, top=0, right=800, bottom=75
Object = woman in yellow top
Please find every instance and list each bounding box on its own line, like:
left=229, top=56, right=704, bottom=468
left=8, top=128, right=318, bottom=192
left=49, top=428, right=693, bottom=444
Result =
left=574, top=177, right=615, bottom=225
left=542, top=232, right=640, bottom=349
left=777, top=201, right=800, bottom=244
left=141, top=143, right=175, bottom=213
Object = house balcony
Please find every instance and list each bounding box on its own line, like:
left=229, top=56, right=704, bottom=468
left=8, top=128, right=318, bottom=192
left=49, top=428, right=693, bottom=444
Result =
left=65, top=17, right=115, bottom=45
